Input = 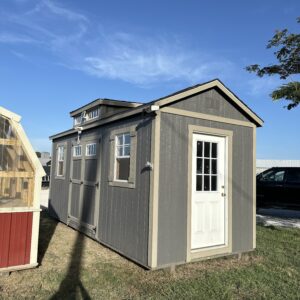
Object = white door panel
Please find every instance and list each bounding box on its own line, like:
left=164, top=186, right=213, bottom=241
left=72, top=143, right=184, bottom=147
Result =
left=191, top=133, right=227, bottom=250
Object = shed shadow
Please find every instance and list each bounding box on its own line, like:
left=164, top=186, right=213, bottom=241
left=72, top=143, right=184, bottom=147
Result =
left=38, top=209, right=58, bottom=265
left=49, top=145, right=101, bottom=299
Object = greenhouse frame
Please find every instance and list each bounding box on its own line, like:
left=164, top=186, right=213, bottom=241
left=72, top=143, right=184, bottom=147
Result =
left=0, top=106, right=45, bottom=272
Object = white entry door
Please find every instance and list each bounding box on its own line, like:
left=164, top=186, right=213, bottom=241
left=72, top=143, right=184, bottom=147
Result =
left=191, top=133, right=227, bottom=250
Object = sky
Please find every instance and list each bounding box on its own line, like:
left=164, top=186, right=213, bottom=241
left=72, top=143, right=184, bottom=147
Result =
left=0, top=0, right=299, bottom=159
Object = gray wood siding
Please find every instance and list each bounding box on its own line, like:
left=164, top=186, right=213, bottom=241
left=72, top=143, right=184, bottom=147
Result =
left=49, top=137, right=74, bottom=223
left=98, top=116, right=152, bottom=266
left=157, top=112, right=254, bottom=266
left=50, top=115, right=152, bottom=267
left=170, top=88, right=251, bottom=122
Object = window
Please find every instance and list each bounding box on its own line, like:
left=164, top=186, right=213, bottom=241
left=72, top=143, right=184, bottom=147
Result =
left=261, top=169, right=285, bottom=182
left=74, top=115, right=82, bottom=125
left=57, top=146, right=65, bottom=177
left=108, top=126, right=137, bottom=188
left=86, top=143, right=97, bottom=156
left=115, top=133, right=131, bottom=181
left=196, top=141, right=218, bottom=191
left=73, top=145, right=82, bottom=157
left=87, top=109, right=99, bottom=120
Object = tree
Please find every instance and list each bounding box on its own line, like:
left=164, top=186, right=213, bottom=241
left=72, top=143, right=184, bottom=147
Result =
left=246, top=17, right=300, bottom=109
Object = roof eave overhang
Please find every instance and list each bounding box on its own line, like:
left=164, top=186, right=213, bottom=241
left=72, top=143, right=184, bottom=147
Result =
left=69, top=99, right=142, bottom=117
left=153, top=79, right=264, bottom=127
left=0, top=106, right=22, bottom=122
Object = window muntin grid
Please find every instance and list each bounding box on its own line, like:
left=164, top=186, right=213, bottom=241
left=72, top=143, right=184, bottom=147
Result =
left=73, top=145, right=82, bottom=157
left=115, top=133, right=131, bottom=181
left=86, top=143, right=97, bottom=157
left=196, top=141, right=218, bottom=192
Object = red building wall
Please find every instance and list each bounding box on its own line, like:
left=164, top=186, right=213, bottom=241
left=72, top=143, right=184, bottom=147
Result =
left=0, top=212, right=33, bottom=269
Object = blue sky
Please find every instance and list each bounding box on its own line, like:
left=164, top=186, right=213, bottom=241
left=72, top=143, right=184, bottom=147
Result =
left=0, top=0, right=299, bottom=158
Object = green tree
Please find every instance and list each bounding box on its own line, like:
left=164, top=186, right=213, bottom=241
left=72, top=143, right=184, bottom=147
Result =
left=246, top=17, right=300, bottom=109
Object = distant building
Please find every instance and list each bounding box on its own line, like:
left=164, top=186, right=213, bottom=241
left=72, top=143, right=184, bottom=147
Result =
left=257, top=159, right=300, bottom=174
left=37, top=152, right=51, bottom=187
left=38, top=152, right=51, bottom=166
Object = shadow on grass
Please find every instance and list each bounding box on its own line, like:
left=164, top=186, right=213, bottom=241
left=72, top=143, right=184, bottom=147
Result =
left=49, top=146, right=102, bottom=299
left=38, top=211, right=58, bottom=265
left=49, top=228, right=91, bottom=300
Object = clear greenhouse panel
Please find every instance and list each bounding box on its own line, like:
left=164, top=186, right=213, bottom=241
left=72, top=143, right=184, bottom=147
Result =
left=0, top=115, right=34, bottom=208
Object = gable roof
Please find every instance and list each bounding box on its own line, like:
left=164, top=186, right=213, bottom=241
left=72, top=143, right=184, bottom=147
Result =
left=50, top=79, right=263, bottom=140
left=0, top=106, right=45, bottom=177
left=152, top=79, right=264, bottom=126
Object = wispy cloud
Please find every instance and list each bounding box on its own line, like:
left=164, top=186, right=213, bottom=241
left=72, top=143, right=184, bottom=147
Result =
left=247, top=76, right=282, bottom=96
left=25, top=0, right=88, bottom=22
left=0, top=0, right=235, bottom=86
left=0, top=33, right=35, bottom=44
left=82, top=33, right=235, bottom=85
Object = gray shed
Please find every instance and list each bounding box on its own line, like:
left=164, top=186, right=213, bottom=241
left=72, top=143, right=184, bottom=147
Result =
left=49, top=79, right=263, bottom=269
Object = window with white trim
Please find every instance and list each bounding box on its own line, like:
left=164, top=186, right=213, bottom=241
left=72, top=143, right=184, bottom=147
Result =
left=115, top=133, right=131, bottom=181
left=73, top=145, right=82, bottom=157
left=74, top=115, right=82, bottom=125
left=57, top=146, right=65, bottom=176
left=87, top=109, right=99, bottom=120
left=86, top=143, right=97, bottom=156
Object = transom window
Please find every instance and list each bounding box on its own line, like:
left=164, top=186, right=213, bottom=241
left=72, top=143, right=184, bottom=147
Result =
left=74, top=116, right=82, bottom=125
left=73, top=145, right=82, bottom=157
left=196, top=141, right=218, bottom=191
left=86, top=143, right=97, bottom=156
left=115, top=133, right=131, bottom=181
left=57, top=146, right=65, bottom=176
left=87, top=109, right=99, bottom=120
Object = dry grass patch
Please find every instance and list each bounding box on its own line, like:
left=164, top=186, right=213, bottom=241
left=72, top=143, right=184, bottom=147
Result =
left=0, top=212, right=299, bottom=299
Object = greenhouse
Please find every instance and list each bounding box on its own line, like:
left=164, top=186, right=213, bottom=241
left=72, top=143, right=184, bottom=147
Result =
left=0, top=106, right=45, bottom=272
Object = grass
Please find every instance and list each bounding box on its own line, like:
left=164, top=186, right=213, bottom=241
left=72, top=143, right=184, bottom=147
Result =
left=0, top=212, right=299, bottom=299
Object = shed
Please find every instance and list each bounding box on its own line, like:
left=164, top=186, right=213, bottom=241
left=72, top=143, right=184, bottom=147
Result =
left=49, top=79, right=263, bottom=269
left=0, top=107, right=45, bottom=272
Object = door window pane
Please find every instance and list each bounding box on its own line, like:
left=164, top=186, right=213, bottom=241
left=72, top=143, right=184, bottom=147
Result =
left=196, top=175, right=202, bottom=191
left=204, top=142, right=210, bottom=158
left=211, top=159, right=217, bottom=174
left=197, top=141, right=203, bottom=157
left=211, top=176, right=217, bottom=191
left=212, top=143, right=217, bottom=158
left=204, top=175, right=210, bottom=191
left=197, top=158, right=203, bottom=173
left=204, top=159, right=210, bottom=174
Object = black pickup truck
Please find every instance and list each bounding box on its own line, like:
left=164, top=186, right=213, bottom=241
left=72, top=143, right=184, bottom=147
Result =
left=257, top=167, right=300, bottom=210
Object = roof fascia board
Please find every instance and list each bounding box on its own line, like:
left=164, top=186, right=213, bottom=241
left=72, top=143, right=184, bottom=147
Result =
left=50, top=105, right=149, bottom=140
left=154, top=80, right=264, bottom=127
left=0, top=106, right=21, bottom=122
left=70, top=99, right=142, bottom=117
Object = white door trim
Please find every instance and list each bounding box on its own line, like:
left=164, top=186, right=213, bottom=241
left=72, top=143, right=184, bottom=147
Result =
left=187, top=125, right=233, bottom=262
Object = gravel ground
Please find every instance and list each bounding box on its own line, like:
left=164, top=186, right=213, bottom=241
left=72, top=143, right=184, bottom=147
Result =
left=257, top=208, right=300, bottom=229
